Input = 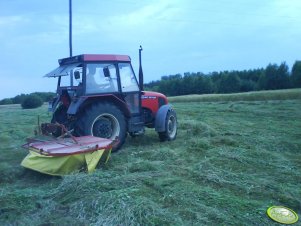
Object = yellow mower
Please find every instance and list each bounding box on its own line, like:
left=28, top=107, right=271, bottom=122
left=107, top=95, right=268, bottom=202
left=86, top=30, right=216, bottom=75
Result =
left=21, top=123, right=113, bottom=176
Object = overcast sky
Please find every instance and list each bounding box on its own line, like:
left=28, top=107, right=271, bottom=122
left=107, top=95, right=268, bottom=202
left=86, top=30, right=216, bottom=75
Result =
left=0, top=0, right=300, bottom=99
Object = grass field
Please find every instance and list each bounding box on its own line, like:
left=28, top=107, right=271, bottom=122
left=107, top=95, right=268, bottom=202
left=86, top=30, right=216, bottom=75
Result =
left=0, top=90, right=301, bottom=225
left=168, top=88, right=301, bottom=103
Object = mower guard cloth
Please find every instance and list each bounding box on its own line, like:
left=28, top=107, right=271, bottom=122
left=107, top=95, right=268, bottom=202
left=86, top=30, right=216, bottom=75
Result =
left=21, top=149, right=111, bottom=176
left=21, top=135, right=112, bottom=176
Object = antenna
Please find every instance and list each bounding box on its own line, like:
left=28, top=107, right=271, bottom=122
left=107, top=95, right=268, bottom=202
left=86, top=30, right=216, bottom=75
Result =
left=69, top=0, right=72, bottom=57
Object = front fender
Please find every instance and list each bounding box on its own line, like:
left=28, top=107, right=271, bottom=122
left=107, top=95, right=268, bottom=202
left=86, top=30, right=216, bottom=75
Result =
left=155, top=104, right=174, bottom=132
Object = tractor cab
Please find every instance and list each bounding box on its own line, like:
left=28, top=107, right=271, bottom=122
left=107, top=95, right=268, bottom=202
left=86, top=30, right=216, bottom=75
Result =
left=46, top=54, right=140, bottom=113
left=46, top=51, right=177, bottom=151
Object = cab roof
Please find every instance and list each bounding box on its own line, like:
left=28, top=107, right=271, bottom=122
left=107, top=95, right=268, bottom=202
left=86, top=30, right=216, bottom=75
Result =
left=59, top=54, right=131, bottom=65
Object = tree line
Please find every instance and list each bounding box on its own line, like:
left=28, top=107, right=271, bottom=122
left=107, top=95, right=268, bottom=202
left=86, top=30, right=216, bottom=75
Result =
left=0, top=92, right=55, bottom=105
left=145, top=61, right=301, bottom=96
left=1, top=61, right=300, bottom=105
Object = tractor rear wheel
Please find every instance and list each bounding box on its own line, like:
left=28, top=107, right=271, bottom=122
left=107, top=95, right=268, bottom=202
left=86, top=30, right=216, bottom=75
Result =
left=75, top=102, right=127, bottom=152
left=158, top=110, right=177, bottom=142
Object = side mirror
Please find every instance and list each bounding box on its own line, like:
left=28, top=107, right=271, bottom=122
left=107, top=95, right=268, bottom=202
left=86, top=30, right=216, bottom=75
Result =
left=74, top=71, right=80, bottom=80
left=103, top=67, right=111, bottom=78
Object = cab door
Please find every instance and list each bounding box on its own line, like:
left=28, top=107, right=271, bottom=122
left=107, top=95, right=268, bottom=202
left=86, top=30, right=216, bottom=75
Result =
left=118, top=63, right=141, bottom=115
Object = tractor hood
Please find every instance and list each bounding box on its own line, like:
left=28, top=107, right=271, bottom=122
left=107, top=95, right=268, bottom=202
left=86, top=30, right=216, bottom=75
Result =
left=44, top=63, right=81, bottom=77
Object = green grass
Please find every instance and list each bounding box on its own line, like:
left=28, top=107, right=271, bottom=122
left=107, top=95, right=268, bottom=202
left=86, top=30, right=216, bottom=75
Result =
left=168, top=88, right=301, bottom=102
left=0, top=90, right=301, bottom=225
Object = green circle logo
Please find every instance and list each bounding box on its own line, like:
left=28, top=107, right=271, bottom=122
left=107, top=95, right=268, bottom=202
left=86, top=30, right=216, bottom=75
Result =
left=267, top=206, right=299, bottom=224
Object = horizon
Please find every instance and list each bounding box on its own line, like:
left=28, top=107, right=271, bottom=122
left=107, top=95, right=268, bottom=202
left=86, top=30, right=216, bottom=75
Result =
left=0, top=0, right=300, bottom=99
left=0, top=60, right=298, bottom=101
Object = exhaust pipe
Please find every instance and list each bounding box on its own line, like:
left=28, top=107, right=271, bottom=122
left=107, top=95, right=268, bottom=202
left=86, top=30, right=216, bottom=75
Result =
left=139, top=45, right=144, bottom=91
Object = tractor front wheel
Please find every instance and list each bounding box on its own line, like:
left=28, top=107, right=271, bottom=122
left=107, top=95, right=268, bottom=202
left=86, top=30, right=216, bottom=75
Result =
left=75, top=103, right=127, bottom=152
left=158, top=110, right=177, bottom=142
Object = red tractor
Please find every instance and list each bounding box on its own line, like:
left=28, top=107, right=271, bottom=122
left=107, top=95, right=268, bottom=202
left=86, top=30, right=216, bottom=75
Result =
left=46, top=47, right=177, bottom=151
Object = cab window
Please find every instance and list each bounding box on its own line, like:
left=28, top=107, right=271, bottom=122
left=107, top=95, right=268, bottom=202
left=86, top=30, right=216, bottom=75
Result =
left=86, top=63, right=118, bottom=94
left=58, top=64, right=83, bottom=87
left=119, top=63, right=139, bottom=92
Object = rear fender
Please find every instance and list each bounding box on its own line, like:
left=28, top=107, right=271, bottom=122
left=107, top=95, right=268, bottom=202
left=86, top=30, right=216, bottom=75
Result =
left=49, top=96, right=60, bottom=113
left=67, top=97, right=87, bottom=115
left=67, top=95, right=131, bottom=117
left=155, top=104, right=173, bottom=132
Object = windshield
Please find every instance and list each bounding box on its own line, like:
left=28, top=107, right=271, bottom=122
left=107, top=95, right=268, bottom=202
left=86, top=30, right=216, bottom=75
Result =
left=45, top=64, right=83, bottom=87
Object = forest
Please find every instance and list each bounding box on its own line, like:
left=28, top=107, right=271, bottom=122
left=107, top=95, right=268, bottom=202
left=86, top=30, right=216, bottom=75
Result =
left=0, top=92, right=55, bottom=105
left=145, top=61, right=301, bottom=96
